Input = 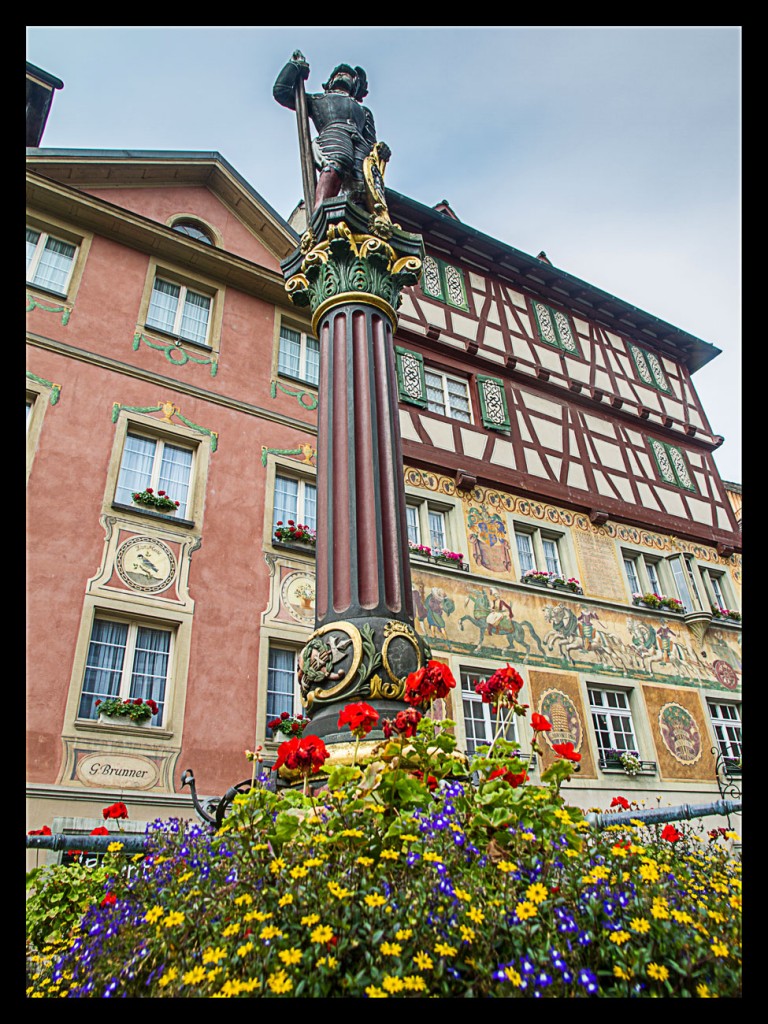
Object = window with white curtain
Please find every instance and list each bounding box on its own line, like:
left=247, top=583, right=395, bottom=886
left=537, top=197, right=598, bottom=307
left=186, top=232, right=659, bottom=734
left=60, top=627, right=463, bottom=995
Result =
left=115, top=432, right=194, bottom=518
left=425, top=369, right=472, bottom=422
left=278, top=324, right=319, bottom=386
left=26, top=226, right=77, bottom=295
left=273, top=473, right=317, bottom=533
left=78, top=617, right=172, bottom=725
left=266, top=646, right=299, bottom=725
left=406, top=499, right=454, bottom=556
left=588, top=688, right=638, bottom=758
left=708, top=701, right=741, bottom=760
left=146, top=276, right=212, bottom=345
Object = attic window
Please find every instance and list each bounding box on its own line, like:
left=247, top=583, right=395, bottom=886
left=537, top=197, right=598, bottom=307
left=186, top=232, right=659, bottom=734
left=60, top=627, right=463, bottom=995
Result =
left=171, top=219, right=214, bottom=246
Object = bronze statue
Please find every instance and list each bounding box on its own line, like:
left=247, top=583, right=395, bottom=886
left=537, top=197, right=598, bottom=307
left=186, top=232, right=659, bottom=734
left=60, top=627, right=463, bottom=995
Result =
left=273, top=52, right=389, bottom=211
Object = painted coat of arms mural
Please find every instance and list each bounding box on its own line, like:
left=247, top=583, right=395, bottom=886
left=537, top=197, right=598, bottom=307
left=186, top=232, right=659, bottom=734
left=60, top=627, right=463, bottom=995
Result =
left=658, top=702, right=703, bottom=765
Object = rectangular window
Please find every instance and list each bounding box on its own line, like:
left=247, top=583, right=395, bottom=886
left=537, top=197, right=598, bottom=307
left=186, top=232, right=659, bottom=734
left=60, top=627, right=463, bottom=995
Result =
left=146, top=276, right=212, bottom=345
left=648, top=437, right=697, bottom=492
left=115, top=432, right=194, bottom=518
left=516, top=532, right=536, bottom=575
left=515, top=526, right=570, bottom=584
left=668, top=554, right=702, bottom=613
left=406, top=499, right=456, bottom=558
left=542, top=538, right=562, bottom=576
left=623, top=556, right=641, bottom=595
left=78, top=617, right=171, bottom=725
left=425, top=369, right=472, bottom=422
left=700, top=567, right=736, bottom=616
left=623, top=550, right=668, bottom=601
left=278, top=325, right=319, bottom=386
left=428, top=509, right=447, bottom=552
left=26, top=226, right=77, bottom=295
left=588, top=687, right=638, bottom=758
left=532, top=301, right=581, bottom=356
left=406, top=504, right=420, bottom=546
left=274, top=473, right=317, bottom=533
left=420, top=255, right=469, bottom=310
left=266, top=647, right=299, bottom=723
left=646, top=561, right=661, bottom=595
left=460, top=668, right=516, bottom=755
left=629, top=343, right=671, bottom=393
left=708, top=702, right=741, bottom=760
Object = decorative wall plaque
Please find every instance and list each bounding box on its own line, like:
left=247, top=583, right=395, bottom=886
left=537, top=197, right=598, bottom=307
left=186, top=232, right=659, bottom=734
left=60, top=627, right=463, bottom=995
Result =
left=280, top=570, right=316, bottom=625
left=538, top=688, right=583, bottom=751
left=115, top=536, right=176, bottom=593
left=658, top=702, right=702, bottom=765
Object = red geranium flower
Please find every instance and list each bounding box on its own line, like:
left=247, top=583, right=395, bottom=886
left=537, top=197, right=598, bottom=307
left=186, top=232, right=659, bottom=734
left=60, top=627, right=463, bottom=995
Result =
left=661, top=824, right=682, bottom=843
left=488, top=767, right=529, bottom=788
left=28, top=824, right=52, bottom=836
left=403, top=661, right=456, bottom=707
left=101, top=892, right=117, bottom=907
left=530, top=713, right=552, bottom=733
left=411, top=769, right=438, bottom=792
left=272, top=734, right=330, bottom=775
left=382, top=708, right=422, bottom=740
left=103, top=802, right=129, bottom=820
left=611, top=795, right=630, bottom=810
left=90, top=826, right=111, bottom=836
left=552, top=742, right=581, bottom=763
left=337, top=702, right=379, bottom=739
left=475, top=664, right=525, bottom=708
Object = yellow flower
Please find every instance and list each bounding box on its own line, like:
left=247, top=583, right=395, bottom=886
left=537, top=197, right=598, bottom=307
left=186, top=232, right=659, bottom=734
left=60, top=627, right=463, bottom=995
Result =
left=650, top=904, right=670, bottom=920
left=259, top=925, right=284, bottom=940
left=403, top=975, right=427, bottom=992
left=467, top=906, right=485, bottom=924
left=206, top=968, right=222, bottom=981
left=563, top=848, right=580, bottom=858
left=310, top=924, right=334, bottom=943
left=340, top=828, right=364, bottom=838
left=399, top=833, right=419, bottom=842
left=434, top=942, right=457, bottom=957
left=222, top=923, right=240, bottom=937
left=244, top=910, right=271, bottom=923
left=381, top=942, right=402, bottom=956
left=554, top=808, right=572, bottom=823
left=525, top=882, right=548, bottom=905
left=107, top=842, right=124, bottom=853
left=279, top=948, right=303, bottom=966
left=290, top=865, right=309, bottom=879
left=269, top=857, right=286, bottom=875
left=501, top=966, right=523, bottom=986
left=177, top=871, right=193, bottom=883
left=382, top=975, right=405, bottom=993
left=301, top=913, right=320, bottom=926
left=396, top=928, right=413, bottom=940
left=630, top=917, right=650, bottom=933
left=647, top=963, right=669, bottom=982
left=613, top=965, right=633, bottom=980
left=725, top=831, right=739, bottom=840
left=328, top=881, right=354, bottom=899
left=163, top=911, right=185, bottom=928
left=609, top=930, right=631, bottom=945
left=639, top=862, right=660, bottom=883
left=365, top=985, right=388, bottom=998
left=497, top=860, right=516, bottom=872
left=252, top=843, right=269, bottom=852
left=696, top=983, right=711, bottom=998
left=630, top=819, right=645, bottom=827
left=356, top=856, right=374, bottom=867
left=158, top=967, right=178, bottom=988
left=379, top=849, right=399, bottom=860
left=304, top=856, right=325, bottom=867
left=364, top=893, right=387, bottom=907
left=671, top=909, right=693, bottom=924
left=515, top=901, right=537, bottom=921
left=589, top=865, right=610, bottom=880
left=707, top=910, right=726, bottom=923
left=711, top=941, right=729, bottom=958
left=413, top=951, right=434, bottom=971
left=459, top=924, right=475, bottom=942
left=182, top=966, right=207, bottom=985
left=144, top=905, right=163, bottom=924
left=236, top=942, right=253, bottom=957
left=267, top=969, right=293, bottom=994
left=424, top=852, right=443, bottom=863
left=202, top=946, right=227, bottom=965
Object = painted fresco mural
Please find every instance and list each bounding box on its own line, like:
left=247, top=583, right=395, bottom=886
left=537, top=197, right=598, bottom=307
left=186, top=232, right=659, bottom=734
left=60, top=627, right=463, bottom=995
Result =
left=527, top=670, right=597, bottom=779
left=641, top=685, right=716, bottom=782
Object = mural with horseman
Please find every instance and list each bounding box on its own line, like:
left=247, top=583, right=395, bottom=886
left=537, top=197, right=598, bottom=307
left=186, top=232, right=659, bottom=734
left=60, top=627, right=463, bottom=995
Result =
left=410, top=568, right=741, bottom=693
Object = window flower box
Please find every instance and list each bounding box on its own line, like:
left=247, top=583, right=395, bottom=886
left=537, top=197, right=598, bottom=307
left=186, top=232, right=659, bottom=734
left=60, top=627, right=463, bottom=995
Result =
left=522, top=570, right=583, bottom=594
left=434, top=548, right=464, bottom=565
left=711, top=606, right=741, bottom=623
left=131, top=487, right=179, bottom=514
left=274, top=521, right=316, bottom=546
left=599, top=749, right=656, bottom=775
left=95, top=697, right=158, bottom=726
left=522, top=570, right=551, bottom=586
left=632, top=593, right=683, bottom=613
left=408, top=542, right=433, bottom=559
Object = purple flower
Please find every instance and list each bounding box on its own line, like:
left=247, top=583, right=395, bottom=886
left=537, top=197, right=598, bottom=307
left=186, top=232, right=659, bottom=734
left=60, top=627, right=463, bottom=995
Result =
left=578, top=968, right=599, bottom=993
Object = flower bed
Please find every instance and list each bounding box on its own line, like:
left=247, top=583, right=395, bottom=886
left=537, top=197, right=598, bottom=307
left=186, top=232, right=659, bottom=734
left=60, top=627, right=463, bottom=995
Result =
left=26, top=662, right=740, bottom=999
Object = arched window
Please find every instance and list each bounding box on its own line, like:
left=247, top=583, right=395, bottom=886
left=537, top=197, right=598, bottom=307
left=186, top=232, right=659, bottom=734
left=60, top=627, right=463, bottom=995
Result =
left=170, top=219, right=214, bottom=246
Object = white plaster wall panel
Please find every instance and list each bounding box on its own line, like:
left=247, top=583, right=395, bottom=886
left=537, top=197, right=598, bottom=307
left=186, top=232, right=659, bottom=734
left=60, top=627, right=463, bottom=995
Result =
left=636, top=482, right=661, bottom=511
left=536, top=346, right=563, bottom=372
left=635, top=451, right=653, bottom=477
left=688, top=408, right=705, bottom=429
left=529, top=415, right=563, bottom=451
left=693, top=472, right=708, bottom=493
left=592, top=468, right=617, bottom=499
left=564, top=358, right=590, bottom=383
left=505, top=286, right=529, bottom=310
left=614, top=353, right=633, bottom=376
left=398, top=293, right=419, bottom=319
left=468, top=272, right=485, bottom=290
left=516, top=361, right=538, bottom=377
left=399, top=410, right=421, bottom=442
left=485, top=301, right=501, bottom=325
left=687, top=452, right=703, bottom=468
left=460, top=427, right=488, bottom=460
left=661, top=357, right=677, bottom=375
left=642, top=390, right=661, bottom=412
left=594, top=369, right=612, bottom=393
left=567, top=462, right=588, bottom=490
left=584, top=414, right=616, bottom=437
left=716, top=506, right=733, bottom=531
left=624, top=429, right=643, bottom=447
left=523, top=448, right=549, bottom=479
left=617, top=378, right=637, bottom=401
left=606, top=331, right=623, bottom=348
left=592, top=439, right=626, bottom=472
left=517, top=415, right=533, bottom=443
left=477, top=349, right=505, bottom=364
left=659, top=396, right=683, bottom=419
left=668, top=376, right=683, bottom=400
left=685, top=496, right=712, bottom=525
left=490, top=437, right=516, bottom=468
left=482, top=326, right=506, bottom=351
left=607, top=473, right=634, bottom=503
left=520, top=392, right=563, bottom=419
left=420, top=417, right=456, bottom=451
left=504, top=303, right=533, bottom=338
left=625, top=449, right=643, bottom=476
left=438, top=335, right=468, bottom=350
left=546, top=454, right=562, bottom=479
left=604, top=349, right=622, bottom=374
left=593, top=346, right=606, bottom=368
left=568, top=429, right=579, bottom=455
left=655, top=488, right=687, bottom=519
left=422, top=304, right=446, bottom=329
left=510, top=334, right=535, bottom=361
left=450, top=313, right=479, bottom=341
left=573, top=317, right=589, bottom=334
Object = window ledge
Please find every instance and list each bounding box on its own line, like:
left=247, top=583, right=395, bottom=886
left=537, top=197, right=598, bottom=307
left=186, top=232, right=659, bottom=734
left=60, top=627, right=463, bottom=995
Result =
left=598, top=759, right=657, bottom=775
left=74, top=719, right=174, bottom=740
left=112, top=501, right=195, bottom=528
left=277, top=371, right=318, bottom=391
left=142, top=324, right=212, bottom=351
left=26, top=283, right=69, bottom=301
left=273, top=539, right=316, bottom=556
left=523, top=579, right=583, bottom=595
left=408, top=552, right=469, bottom=572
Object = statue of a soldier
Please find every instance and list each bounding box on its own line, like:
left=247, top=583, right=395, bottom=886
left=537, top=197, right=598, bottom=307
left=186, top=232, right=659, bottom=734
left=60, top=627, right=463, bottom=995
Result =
left=273, top=52, right=389, bottom=211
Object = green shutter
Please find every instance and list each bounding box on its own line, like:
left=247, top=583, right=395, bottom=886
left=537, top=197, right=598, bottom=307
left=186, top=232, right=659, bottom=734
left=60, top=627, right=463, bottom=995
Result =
left=395, top=347, right=428, bottom=407
left=477, top=375, right=510, bottom=432
left=440, top=261, right=469, bottom=311
left=532, top=301, right=560, bottom=348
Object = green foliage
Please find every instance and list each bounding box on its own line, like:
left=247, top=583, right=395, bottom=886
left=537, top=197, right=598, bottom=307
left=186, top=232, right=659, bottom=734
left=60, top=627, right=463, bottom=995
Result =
left=24, top=712, right=741, bottom=998
left=26, top=859, right=112, bottom=949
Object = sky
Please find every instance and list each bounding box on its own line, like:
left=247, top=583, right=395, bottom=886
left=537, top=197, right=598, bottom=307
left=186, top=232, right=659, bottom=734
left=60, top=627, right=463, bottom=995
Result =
left=26, top=26, right=741, bottom=483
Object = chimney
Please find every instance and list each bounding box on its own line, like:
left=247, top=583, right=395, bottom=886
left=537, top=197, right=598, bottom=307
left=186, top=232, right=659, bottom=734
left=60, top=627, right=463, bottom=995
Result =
left=26, top=62, right=63, bottom=147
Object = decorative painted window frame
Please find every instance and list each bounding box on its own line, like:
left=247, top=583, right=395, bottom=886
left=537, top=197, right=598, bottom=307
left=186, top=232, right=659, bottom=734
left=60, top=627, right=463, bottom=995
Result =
left=531, top=300, right=582, bottom=357
left=629, top=343, right=671, bottom=394
left=106, top=408, right=213, bottom=529
left=509, top=514, right=577, bottom=585
left=419, top=255, right=469, bottom=311
left=647, top=436, right=697, bottom=492
left=26, top=211, right=93, bottom=307
left=263, top=451, right=318, bottom=557
left=256, top=629, right=309, bottom=750
left=137, top=257, right=225, bottom=356
left=26, top=373, right=60, bottom=483
left=274, top=315, right=319, bottom=389
left=405, top=486, right=465, bottom=562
